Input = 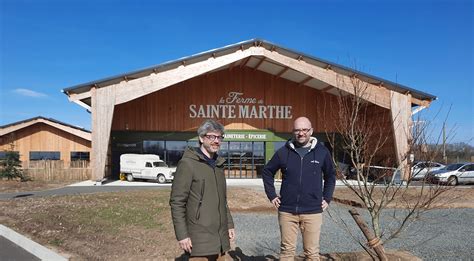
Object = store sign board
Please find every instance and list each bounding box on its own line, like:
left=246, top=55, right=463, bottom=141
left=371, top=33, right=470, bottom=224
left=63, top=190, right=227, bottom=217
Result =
left=189, top=91, right=292, bottom=119
left=224, top=133, right=267, bottom=140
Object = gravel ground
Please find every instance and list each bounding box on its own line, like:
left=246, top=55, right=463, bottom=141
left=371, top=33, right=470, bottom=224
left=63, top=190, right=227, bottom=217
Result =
left=232, top=203, right=474, bottom=260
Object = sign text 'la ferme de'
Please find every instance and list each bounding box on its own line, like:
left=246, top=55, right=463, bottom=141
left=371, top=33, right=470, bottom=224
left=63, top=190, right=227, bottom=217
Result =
left=189, top=91, right=293, bottom=119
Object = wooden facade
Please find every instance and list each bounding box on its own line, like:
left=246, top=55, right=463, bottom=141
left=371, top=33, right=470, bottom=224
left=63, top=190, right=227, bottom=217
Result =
left=62, top=39, right=435, bottom=181
left=0, top=118, right=91, bottom=167
left=112, top=67, right=341, bottom=132
left=112, top=67, right=396, bottom=164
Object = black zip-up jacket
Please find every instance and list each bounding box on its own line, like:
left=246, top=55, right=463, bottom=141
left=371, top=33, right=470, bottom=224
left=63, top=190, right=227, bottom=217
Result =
left=262, top=137, right=336, bottom=214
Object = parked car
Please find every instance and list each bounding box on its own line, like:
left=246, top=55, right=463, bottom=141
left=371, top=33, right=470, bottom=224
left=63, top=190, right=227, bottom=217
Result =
left=411, top=161, right=445, bottom=181
left=427, top=162, right=474, bottom=186
left=120, top=154, right=176, bottom=183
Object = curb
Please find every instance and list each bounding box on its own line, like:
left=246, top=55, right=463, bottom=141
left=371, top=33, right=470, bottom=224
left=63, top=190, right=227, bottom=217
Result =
left=0, top=224, right=68, bottom=261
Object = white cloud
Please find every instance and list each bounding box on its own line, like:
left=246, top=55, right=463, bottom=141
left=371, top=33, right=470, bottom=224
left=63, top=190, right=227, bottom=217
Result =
left=13, top=88, right=48, bottom=98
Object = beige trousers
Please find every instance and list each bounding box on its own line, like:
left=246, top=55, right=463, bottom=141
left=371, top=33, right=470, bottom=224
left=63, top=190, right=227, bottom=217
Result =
left=278, top=211, right=322, bottom=261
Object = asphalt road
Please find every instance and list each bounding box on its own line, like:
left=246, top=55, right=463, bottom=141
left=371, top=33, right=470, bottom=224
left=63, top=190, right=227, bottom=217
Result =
left=0, top=235, right=40, bottom=261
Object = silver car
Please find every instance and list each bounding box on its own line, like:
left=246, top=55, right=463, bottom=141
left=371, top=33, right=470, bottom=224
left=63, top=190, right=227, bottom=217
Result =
left=411, top=161, right=445, bottom=181
left=428, top=162, right=474, bottom=186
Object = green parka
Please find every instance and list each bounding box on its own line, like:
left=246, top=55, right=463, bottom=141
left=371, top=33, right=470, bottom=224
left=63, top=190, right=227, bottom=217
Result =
left=169, top=147, right=234, bottom=256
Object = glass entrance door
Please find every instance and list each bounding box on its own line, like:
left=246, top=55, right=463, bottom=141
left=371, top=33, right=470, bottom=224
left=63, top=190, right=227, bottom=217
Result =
left=220, top=141, right=265, bottom=178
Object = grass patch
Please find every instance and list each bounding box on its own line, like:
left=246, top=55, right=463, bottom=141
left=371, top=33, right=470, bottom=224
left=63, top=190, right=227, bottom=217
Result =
left=0, top=190, right=180, bottom=259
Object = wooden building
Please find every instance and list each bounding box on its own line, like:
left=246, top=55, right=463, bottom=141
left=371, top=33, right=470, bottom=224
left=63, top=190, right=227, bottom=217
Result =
left=0, top=116, right=91, bottom=168
left=62, top=39, right=436, bottom=181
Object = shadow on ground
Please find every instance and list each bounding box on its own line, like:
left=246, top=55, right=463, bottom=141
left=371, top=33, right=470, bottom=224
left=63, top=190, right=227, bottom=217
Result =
left=175, top=247, right=420, bottom=261
left=174, top=247, right=278, bottom=260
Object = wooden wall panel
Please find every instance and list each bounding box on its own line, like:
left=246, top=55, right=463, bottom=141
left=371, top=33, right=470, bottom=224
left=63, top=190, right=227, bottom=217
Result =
left=111, top=66, right=396, bottom=161
left=112, top=67, right=342, bottom=133
left=0, top=123, right=91, bottom=165
left=366, top=105, right=397, bottom=165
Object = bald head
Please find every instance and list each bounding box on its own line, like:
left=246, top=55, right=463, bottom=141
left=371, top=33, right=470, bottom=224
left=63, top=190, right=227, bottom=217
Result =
left=293, top=117, right=312, bottom=129
left=293, top=117, right=313, bottom=146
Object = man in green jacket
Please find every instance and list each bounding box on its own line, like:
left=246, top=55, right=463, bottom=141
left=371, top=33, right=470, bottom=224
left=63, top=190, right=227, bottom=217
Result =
left=170, top=119, right=235, bottom=260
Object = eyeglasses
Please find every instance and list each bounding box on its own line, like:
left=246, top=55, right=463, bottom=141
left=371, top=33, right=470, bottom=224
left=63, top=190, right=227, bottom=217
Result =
left=293, top=128, right=312, bottom=134
left=204, top=135, right=224, bottom=141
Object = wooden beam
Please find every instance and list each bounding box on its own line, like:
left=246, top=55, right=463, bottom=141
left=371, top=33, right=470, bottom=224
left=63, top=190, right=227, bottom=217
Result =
left=91, top=86, right=116, bottom=181
left=68, top=91, right=92, bottom=102
left=298, top=76, right=313, bottom=86
left=321, top=85, right=333, bottom=92
left=114, top=47, right=262, bottom=105
left=411, top=105, right=427, bottom=116
left=390, top=91, right=412, bottom=181
left=228, top=61, right=238, bottom=71
left=411, top=96, right=432, bottom=107
left=254, top=57, right=266, bottom=71
left=240, top=56, right=252, bottom=68
left=262, top=49, right=391, bottom=109
left=73, top=100, right=91, bottom=111
left=276, top=67, right=289, bottom=77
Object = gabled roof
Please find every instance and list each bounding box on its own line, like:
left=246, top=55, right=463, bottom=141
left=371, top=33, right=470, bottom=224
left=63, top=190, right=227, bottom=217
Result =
left=0, top=116, right=91, bottom=142
left=62, top=38, right=436, bottom=109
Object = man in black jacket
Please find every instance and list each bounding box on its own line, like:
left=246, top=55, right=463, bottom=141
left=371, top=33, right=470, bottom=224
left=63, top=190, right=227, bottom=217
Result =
left=262, top=116, right=336, bottom=261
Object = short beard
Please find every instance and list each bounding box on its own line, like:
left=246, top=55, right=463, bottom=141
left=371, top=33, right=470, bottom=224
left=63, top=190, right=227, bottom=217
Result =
left=294, top=139, right=311, bottom=148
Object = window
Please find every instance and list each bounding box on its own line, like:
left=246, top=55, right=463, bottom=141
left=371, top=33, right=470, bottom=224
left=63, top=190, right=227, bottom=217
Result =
left=187, top=141, right=199, bottom=148
left=153, top=161, right=168, bottom=167
left=166, top=141, right=187, bottom=167
left=143, top=141, right=165, bottom=159
left=219, top=141, right=265, bottom=178
left=71, top=152, right=90, bottom=161
left=417, top=163, right=428, bottom=168
left=145, top=162, right=152, bottom=168
left=166, top=141, right=187, bottom=151
left=30, top=151, right=60, bottom=161
left=0, top=151, right=19, bottom=160
left=143, top=140, right=199, bottom=167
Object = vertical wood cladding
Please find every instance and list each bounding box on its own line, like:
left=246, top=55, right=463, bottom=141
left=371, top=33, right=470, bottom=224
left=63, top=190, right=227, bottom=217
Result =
left=111, top=66, right=396, bottom=163
left=0, top=123, right=91, bottom=165
left=112, top=67, right=342, bottom=132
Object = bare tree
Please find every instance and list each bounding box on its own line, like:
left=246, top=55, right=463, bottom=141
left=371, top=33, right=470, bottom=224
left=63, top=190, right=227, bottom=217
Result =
left=323, top=75, right=453, bottom=259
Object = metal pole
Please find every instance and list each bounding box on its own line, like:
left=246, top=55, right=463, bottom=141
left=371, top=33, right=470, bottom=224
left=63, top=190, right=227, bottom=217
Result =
left=443, top=123, right=447, bottom=164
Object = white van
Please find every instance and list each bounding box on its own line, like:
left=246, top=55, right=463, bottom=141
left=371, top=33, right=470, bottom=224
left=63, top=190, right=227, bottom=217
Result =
left=120, top=154, right=176, bottom=183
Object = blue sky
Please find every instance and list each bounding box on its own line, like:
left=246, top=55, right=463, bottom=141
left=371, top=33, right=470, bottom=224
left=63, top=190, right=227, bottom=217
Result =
left=1, top=0, right=473, bottom=144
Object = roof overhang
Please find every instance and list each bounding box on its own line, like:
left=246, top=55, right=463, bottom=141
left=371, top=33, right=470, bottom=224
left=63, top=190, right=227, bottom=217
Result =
left=62, top=39, right=436, bottom=109
left=0, top=117, right=92, bottom=142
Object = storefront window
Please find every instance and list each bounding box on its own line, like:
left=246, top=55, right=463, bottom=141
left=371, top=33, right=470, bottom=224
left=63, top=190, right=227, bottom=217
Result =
left=143, top=141, right=165, bottom=160
left=139, top=139, right=266, bottom=178
left=166, top=141, right=187, bottom=167
left=187, top=141, right=199, bottom=148
left=166, top=141, right=187, bottom=150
